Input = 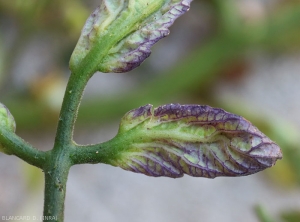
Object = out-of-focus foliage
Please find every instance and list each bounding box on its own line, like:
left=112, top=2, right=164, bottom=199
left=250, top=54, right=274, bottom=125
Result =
left=0, top=0, right=89, bottom=36
left=255, top=205, right=300, bottom=222
left=255, top=205, right=274, bottom=222
left=281, top=211, right=300, bottom=222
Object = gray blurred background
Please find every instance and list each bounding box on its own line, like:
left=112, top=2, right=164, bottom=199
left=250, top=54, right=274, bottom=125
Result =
left=1, top=0, right=300, bottom=221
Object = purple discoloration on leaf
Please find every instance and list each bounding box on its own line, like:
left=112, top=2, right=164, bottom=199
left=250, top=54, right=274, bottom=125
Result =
left=118, top=104, right=152, bottom=132
left=70, top=0, right=193, bottom=73
left=113, top=104, right=282, bottom=178
left=99, top=0, right=192, bottom=73
left=132, top=104, right=152, bottom=118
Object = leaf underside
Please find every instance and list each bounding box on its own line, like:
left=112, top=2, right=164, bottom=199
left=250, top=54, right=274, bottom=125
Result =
left=112, top=104, right=282, bottom=178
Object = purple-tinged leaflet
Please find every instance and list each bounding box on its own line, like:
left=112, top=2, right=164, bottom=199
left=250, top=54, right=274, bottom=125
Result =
left=112, top=104, right=282, bottom=178
left=70, top=0, right=193, bottom=73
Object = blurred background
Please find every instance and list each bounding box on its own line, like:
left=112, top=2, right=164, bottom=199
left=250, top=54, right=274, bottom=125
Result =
left=1, top=0, right=300, bottom=221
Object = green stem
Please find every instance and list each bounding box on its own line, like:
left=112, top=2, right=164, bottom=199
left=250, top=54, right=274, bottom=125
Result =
left=46, top=63, right=93, bottom=221
left=70, top=128, right=149, bottom=166
left=0, top=128, right=45, bottom=168
left=71, top=141, right=118, bottom=165
left=48, top=69, right=92, bottom=221
left=54, top=72, right=90, bottom=148
left=43, top=147, right=73, bottom=222
left=70, top=133, right=131, bottom=165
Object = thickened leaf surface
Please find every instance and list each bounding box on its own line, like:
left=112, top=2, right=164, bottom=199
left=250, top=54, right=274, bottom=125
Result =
left=111, top=104, right=282, bottom=178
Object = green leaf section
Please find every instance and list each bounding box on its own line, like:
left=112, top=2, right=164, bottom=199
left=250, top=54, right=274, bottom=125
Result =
left=0, top=102, right=16, bottom=155
left=110, top=104, right=282, bottom=178
left=69, top=0, right=192, bottom=74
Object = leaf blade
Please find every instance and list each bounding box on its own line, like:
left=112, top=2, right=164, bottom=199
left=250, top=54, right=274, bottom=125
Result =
left=112, top=104, right=282, bottom=178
